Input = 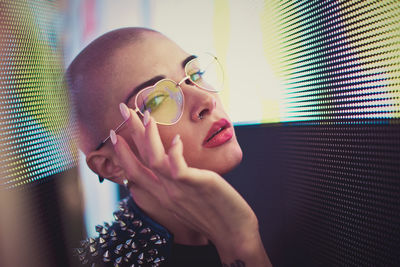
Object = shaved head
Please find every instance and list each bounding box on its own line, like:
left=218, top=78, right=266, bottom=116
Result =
left=66, top=27, right=158, bottom=154
left=67, top=27, right=242, bottom=176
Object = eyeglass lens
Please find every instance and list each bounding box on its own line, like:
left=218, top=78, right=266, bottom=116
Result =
left=135, top=53, right=223, bottom=125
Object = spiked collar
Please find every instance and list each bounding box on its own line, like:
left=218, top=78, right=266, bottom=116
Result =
left=75, top=195, right=173, bottom=266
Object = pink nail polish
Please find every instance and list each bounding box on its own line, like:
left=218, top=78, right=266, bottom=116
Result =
left=143, top=110, right=150, bottom=126
left=119, top=103, right=130, bottom=120
left=172, top=134, right=180, bottom=145
left=110, top=130, right=117, bottom=145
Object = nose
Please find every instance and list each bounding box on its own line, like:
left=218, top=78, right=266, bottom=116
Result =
left=188, top=88, right=217, bottom=122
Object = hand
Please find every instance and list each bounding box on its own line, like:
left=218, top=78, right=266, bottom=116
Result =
left=110, top=104, right=271, bottom=266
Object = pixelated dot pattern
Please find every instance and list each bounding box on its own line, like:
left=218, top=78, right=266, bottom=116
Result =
left=0, top=1, right=78, bottom=189
left=261, top=0, right=400, bottom=123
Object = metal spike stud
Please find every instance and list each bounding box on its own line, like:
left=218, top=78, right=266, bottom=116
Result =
left=114, top=244, right=123, bottom=255
left=150, top=235, right=159, bottom=242
left=154, top=240, right=162, bottom=245
left=128, top=230, right=136, bottom=238
left=89, top=238, right=96, bottom=244
left=153, top=258, right=161, bottom=264
left=89, top=245, right=96, bottom=253
left=148, top=249, right=158, bottom=255
left=103, top=250, right=110, bottom=258
left=132, top=220, right=142, bottom=228
left=79, top=254, right=86, bottom=262
left=100, top=228, right=108, bottom=235
left=111, top=230, right=117, bottom=237
left=138, top=253, right=144, bottom=260
left=140, top=227, right=151, bottom=234
left=139, top=240, right=148, bottom=248
left=80, top=240, right=88, bottom=247
left=131, top=241, right=137, bottom=249
left=125, top=239, right=133, bottom=247
left=76, top=248, right=84, bottom=254
left=115, top=257, right=122, bottom=264
left=119, top=221, right=127, bottom=229
left=95, top=225, right=103, bottom=232
left=125, top=251, right=133, bottom=259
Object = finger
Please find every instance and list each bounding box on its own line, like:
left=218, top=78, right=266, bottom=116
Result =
left=110, top=129, right=158, bottom=188
left=168, top=134, right=188, bottom=179
left=143, top=111, right=170, bottom=173
left=119, top=103, right=147, bottom=155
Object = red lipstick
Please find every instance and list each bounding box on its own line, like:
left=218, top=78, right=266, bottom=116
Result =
left=203, top=118, right=233, bottom=148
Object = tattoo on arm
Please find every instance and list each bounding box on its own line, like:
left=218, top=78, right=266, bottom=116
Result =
left=222, top=259, right=246, bottom=267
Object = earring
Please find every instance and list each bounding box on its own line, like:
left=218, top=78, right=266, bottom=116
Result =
left=123, top=179, right=129, bottom=190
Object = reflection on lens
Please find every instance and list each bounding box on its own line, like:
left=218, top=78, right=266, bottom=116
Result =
left=135, top=79, right=184, bottom=125
left=185, top=53, right=224, bottom=92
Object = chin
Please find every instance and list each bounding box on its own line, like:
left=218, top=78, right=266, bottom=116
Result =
left=183, top=137, right=243, bottom=174
left=216, top=145, right=243, bottom=175
left=202, top=142, right=243, bottom=175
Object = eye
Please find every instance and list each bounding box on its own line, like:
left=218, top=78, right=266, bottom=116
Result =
left=141, top=93, right=168, bottom=113
left=189, top=70, right=204, bottom=83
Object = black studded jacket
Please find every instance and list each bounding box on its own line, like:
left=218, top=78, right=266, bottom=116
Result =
left=75, top=196, right=222, bottom=267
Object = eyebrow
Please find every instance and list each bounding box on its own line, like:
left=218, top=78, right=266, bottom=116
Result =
left=124, top=75, right=165, bottom=104
left=182, top=54, right=197, bottom=68
left=124, top=55, right=197, bottom=104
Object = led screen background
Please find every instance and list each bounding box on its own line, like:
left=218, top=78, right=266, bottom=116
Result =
left=0, top=1, right=83, bottom=266
left=0, top=0, right=398, bottom=266
left=266, top=0, right=400, bottom=122
left=0, top=1, right=78, bottom=189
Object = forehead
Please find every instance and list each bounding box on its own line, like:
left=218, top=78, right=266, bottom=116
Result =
left=113, top=33, right=189, bottom=78
left=91, top=33, right=189, bottom=122
left=105, top=33, right=188, bottom=100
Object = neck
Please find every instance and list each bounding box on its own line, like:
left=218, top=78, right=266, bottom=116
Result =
left=129, top=187, right=209, bottom=246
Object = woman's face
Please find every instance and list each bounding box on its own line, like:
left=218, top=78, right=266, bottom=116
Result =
left=106, top=32, right=242, bottom=174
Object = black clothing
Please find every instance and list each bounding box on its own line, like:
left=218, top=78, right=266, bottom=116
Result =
left=75, top=196, right=222, bottom=266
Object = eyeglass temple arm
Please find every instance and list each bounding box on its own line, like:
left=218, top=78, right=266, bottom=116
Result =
left=98, top=107, right=141, bottom=147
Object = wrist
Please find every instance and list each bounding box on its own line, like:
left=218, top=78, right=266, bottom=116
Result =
left=213, top=213, right=260, bottom=257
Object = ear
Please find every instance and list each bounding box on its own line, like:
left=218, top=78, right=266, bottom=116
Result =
left=86, top=149, right=125, bottom=183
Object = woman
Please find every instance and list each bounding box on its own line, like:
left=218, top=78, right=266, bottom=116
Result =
left=67, top=27, right=271, bottom=267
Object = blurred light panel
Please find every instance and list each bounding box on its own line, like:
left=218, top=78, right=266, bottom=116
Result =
left=0, top=0, right=78, bottom=189
left=261, top=0, right=400, bottom=123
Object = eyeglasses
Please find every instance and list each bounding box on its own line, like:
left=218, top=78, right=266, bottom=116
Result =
left=95, top=52, right=224, bottom=151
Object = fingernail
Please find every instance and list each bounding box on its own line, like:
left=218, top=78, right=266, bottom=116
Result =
left=110, top=130, right=117, bottom=145
left=143, top=110, right=150, bottom=126
left=172, top=134, right=180, bottom=145
left=119, top=103, right=130, bottom=120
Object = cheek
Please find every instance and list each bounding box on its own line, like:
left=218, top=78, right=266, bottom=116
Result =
left=157, top=126, right=181, bottom=153
left=158, top=126, right=200, bottom=165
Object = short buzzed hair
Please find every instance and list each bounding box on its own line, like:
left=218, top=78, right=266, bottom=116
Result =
left=66, top=27, right=157, bottom=154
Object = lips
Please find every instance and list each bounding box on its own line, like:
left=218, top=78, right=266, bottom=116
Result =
left=203, top=118, right=233, bottom=148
